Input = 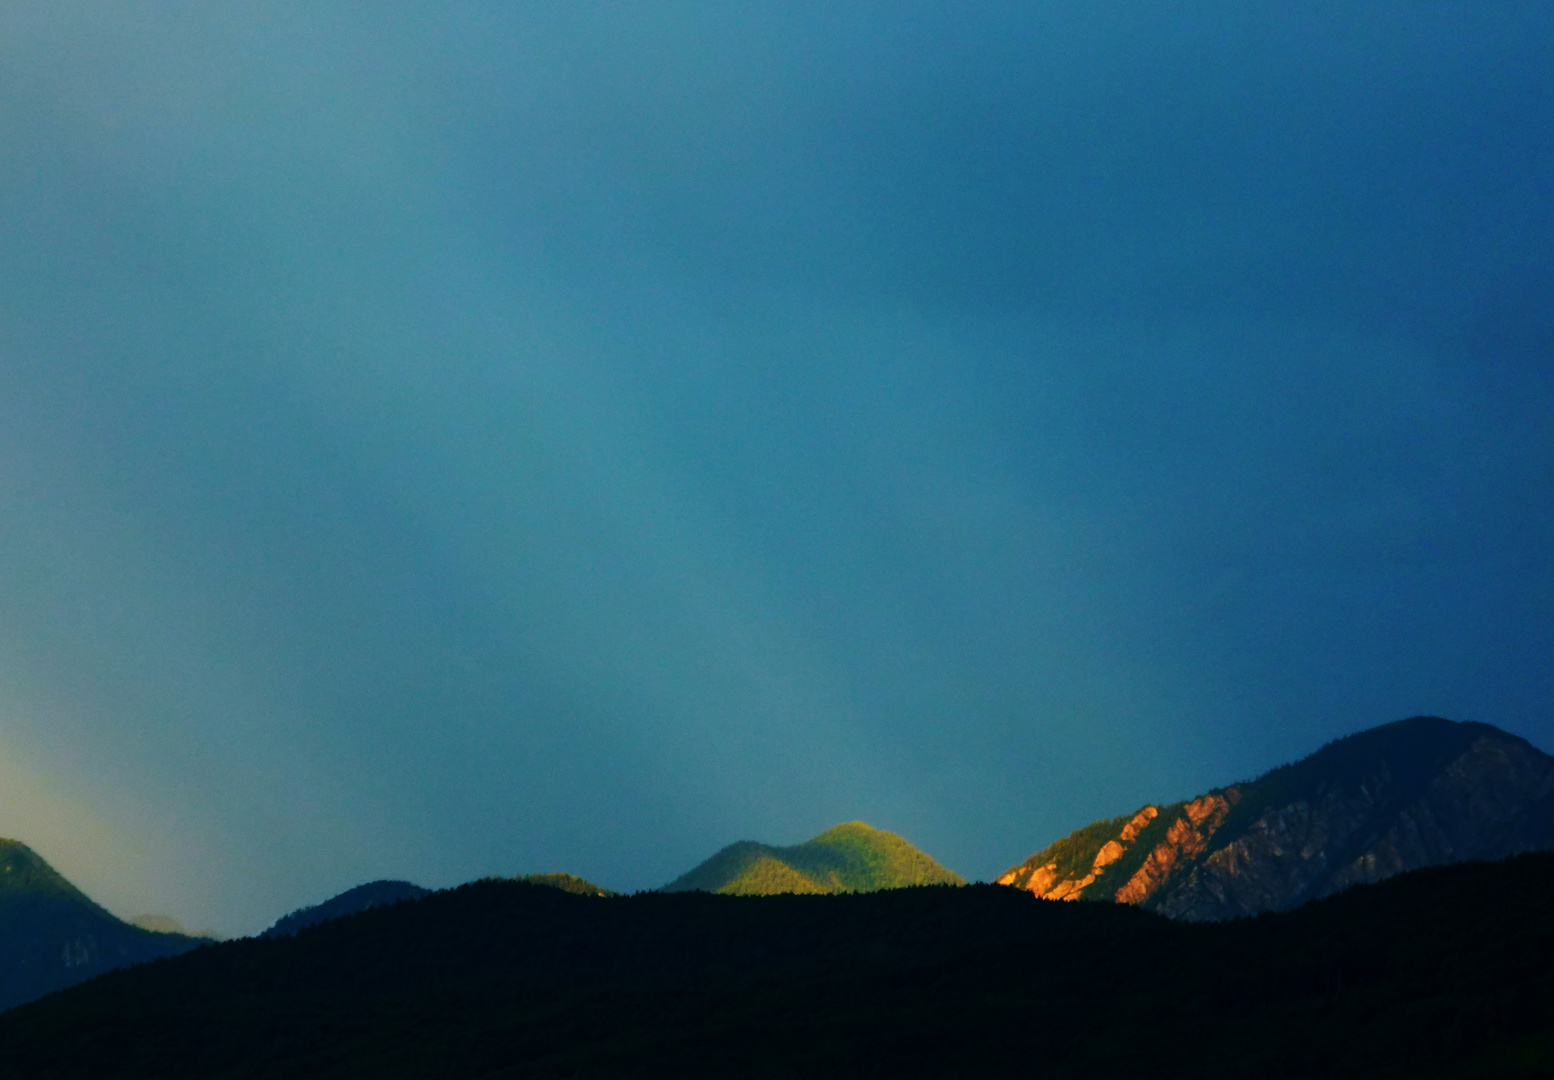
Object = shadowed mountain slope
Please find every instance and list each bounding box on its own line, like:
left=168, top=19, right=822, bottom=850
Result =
left=4, top=855, right=1554, bottom=1077
left=263, top=881, right=431, bottom=939
left=1000, top=716, right=1554, bottom=918
left=262, top=874, right=615, bottom=939
left=662, top=821, right=964, bottom=894
left=0, top=839, right=205, bottom=1010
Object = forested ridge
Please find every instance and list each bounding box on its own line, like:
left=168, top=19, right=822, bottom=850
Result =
left=5, top=853, right=1554, bottom=1078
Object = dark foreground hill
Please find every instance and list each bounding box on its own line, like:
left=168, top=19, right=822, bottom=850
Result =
left=0, top=839, right=204, bottom=1011
left=662, top=820, right=964, bottom=894
left=6, top=853, right=1554, bottom=1078
left=1001, top=716, right=1554, bottom=918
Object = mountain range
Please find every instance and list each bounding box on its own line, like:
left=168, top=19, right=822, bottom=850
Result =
left=4, top=712, right=1554, bottom=1063
left=5, top=851, right=1553, bottom=1077
left=998, top=716, right=1554, bottom=918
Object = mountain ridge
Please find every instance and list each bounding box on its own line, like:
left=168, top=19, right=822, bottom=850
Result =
left=262, top=873, right=616, bottom=939
left=0, top=839, right=204, bottom=1011
left=5, top=853, right=1554, bottom=1076
left=999, top=715, right=1554, bottom=918
left=263, top=880, right=431, bottom=939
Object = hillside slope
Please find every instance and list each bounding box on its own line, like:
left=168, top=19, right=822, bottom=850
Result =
left=263, top=880, right=431, bottom=939
left=4, top=855, right=1554, bottom=1077
left=0, top=839, right=205, bottom=1010
left=517, top=872, right=617, bottom=897
left=662, top=821, right=964, bottom=894
left=263, top=874, right=614, bottom=939
left=999, top=716, right=1554, bottom=918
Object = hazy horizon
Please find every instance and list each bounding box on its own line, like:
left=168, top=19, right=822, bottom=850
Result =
left=2, top=2, right=1552, bottom=935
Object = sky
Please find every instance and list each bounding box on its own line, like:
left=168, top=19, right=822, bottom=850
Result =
left=1, top=2, right=1552, bottom=935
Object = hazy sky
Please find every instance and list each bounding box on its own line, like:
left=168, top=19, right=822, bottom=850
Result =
left=2, top=2, right=1552, bottom=934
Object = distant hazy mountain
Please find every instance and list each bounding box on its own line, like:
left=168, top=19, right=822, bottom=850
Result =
left=130, top=914, right=221, bottom=940
left=129, top=914, right=185, bottom=934
left=0, top=839, right=204, bottom=1011
left=999, top=716, right=1554, bottom=919
left=663, top=821, right=964, bottom=894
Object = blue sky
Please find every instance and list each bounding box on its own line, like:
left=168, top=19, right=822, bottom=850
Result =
left=1, top=2, right=1551, bottom=933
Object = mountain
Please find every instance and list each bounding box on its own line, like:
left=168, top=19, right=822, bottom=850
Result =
left=263, top=880, right=430, bottom=938
left=4, top=855, right=1554, bottom=1077
left=998, top=716, right=1554, bottom=919
left=0, top=839, right=205, bottom=1011
left=662, top=821, right=964, bottom=894
left=517, top=872, right=618, bottom=897
left=262, top=874, right=615, bottom=938
left=130, top=914, right=221, bottom=940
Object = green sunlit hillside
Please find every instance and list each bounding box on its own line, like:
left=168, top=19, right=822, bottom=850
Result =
left=662, top=821, right=964, bottom=894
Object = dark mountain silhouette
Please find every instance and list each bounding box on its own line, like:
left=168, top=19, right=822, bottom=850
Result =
left=262, top=873, right=614, bottom=938
left=4, top=853, right=1554, bottom=1077
left=262, top=880, right=430, bottom=939
left=0, top=839, right=204, bottom=1011
left=999, top=716, right=1554, bottom=918
left=663, top=821, right=964, bottom=894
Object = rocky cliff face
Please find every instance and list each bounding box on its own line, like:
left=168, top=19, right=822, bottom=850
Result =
left=999, top=717, right=1554, bottom=920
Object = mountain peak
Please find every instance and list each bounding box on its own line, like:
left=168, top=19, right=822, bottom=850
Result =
left=998, top=717, right=1554, bottom=918
left=662, top=822, right=964, bottom=895
left=0, top=839, right=203, bottom=1010
left=0, top=839, right=99, bottom=907
left=263, top=880, right=431, bottom=938
left=810, top=821, right=882, bottom=841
